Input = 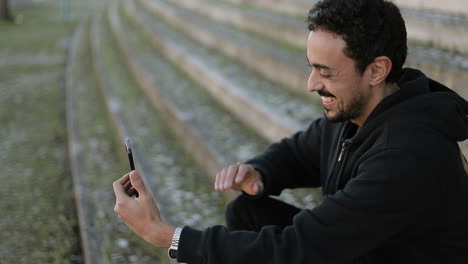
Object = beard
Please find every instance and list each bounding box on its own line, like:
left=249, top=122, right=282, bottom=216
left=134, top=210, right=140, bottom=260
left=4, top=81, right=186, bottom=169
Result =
left=324, top=90, right=368, bottom=123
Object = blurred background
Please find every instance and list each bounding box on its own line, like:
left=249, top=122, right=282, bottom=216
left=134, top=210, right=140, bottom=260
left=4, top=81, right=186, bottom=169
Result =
left=1, top=0, right=467, bottom=263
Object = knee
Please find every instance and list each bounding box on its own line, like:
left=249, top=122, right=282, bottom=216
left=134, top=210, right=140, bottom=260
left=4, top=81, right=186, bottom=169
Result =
left=225, top=194, right=254, bottom=229
left=225, top=195, right=248, bottom=220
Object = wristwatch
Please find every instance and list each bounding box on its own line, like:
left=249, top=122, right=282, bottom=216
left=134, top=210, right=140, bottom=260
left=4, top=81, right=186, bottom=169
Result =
left=168, top=226, right=184, bottom=259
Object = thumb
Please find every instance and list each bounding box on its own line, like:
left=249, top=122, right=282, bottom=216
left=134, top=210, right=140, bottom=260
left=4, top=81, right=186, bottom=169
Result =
left=251, top=181, right=264, bottom=195
left=129, top=170, right=148, bottom=196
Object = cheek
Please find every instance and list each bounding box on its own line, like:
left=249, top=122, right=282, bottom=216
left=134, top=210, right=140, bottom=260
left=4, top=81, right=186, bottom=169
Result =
left=331, top=84, right=357, bottom=106
left=326, top=83, right=344, bottom=99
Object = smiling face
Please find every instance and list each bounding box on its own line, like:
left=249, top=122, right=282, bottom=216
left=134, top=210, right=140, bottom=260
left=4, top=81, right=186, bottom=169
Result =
left=307, top=29, right=374, bottom=125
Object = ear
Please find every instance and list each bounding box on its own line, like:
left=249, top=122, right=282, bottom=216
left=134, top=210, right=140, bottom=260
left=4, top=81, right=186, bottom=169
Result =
left=368, top=56, right=392, bottom=86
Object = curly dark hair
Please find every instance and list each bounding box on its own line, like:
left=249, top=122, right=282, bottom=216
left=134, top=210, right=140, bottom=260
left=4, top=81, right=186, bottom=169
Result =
left=306, top=0, right=407, bottom=83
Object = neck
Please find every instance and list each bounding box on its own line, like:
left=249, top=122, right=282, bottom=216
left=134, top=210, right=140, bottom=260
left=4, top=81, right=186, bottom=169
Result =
left=352, top=82, right=400, bottom=127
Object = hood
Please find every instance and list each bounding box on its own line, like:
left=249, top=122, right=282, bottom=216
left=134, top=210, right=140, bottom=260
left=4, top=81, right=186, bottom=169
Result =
left=363, top=68, right=468, bottom=142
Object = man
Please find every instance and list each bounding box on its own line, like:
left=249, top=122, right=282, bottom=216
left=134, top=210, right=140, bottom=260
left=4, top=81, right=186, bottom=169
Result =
left=113, top=0, right=468, bottom=263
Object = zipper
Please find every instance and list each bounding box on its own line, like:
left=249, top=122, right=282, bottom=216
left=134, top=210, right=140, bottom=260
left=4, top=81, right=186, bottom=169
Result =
left=334, top=139, right=353, bottom=191
left=337, top=141, right=348, bottom=162
left=324, top=125, right=349, bottom=195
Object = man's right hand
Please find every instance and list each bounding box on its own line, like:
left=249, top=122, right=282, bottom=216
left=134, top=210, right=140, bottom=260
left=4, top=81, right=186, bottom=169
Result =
left=214, top=163, right=264, bottom=196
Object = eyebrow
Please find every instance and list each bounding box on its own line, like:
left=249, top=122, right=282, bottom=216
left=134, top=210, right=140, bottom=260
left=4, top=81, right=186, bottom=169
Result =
left=313, top=63, right=334, bottom=70
left=306, top=57, right=335, bottom=70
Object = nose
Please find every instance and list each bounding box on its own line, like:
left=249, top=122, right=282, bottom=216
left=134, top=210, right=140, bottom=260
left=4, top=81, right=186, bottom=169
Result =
left=307, top=69, right=324, bottom=93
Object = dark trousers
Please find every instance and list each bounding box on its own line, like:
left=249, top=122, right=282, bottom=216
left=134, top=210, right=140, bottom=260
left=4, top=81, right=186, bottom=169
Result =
left=225, top=194, right=302, bottom=232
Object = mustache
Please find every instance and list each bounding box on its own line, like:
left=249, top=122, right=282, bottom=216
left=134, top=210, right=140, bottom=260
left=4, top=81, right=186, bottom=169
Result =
left=317, top=90, right=335, bottom=97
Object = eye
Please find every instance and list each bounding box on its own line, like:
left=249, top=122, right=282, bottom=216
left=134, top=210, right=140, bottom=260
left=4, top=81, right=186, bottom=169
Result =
left=320, top=72, right=332, bottom=79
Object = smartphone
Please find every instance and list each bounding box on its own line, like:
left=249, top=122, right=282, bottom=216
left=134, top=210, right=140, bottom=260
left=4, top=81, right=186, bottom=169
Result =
left=125, top=137, right=135, bottom=171
left=124, top=137, right=138, bottom=197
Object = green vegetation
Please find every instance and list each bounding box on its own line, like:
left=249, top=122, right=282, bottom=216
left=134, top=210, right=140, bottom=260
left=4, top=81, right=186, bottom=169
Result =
left=0, top=0, right=106, bottom=263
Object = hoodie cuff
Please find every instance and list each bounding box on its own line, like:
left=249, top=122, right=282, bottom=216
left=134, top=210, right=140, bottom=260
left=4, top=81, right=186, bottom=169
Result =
left=177, top=226, right=204, bottom=264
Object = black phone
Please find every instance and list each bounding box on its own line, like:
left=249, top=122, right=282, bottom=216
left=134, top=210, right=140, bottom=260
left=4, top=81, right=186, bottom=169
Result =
left=124, top=137, right=139, bottom=197
left=125, top=137, right=135, bottom=171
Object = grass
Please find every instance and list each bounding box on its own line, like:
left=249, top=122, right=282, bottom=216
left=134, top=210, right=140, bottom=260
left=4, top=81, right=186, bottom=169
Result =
left=0, top=57, right=80, bottom=263
left=0, top=0, right=107, bottom=263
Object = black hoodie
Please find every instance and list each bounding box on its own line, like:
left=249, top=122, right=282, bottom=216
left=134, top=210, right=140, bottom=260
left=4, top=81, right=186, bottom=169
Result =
left=177, top=68, right=468, bottom=264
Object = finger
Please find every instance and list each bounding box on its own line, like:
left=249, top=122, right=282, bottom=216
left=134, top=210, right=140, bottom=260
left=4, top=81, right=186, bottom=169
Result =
left=235, top=164, right=250, bottom=184
left=252, top=181, right=264, bottom=195
left=123, top=177, right=133, bottom=192
left=118, top=173, right=131, bottom=184
left=124, top=181, right=132, bottom=193
left=122, top=172, right=135, bottom=194
left=113, top=178, right=129, bottom=202
left=214, top=171, right=221, bottom=191
left=127, top=186, right=138, bottom=197
left=224, top=164, right=239, bottom=189
left=129, top=170, right=147, bottom=196
left=218, top=167, right=227, bottom=191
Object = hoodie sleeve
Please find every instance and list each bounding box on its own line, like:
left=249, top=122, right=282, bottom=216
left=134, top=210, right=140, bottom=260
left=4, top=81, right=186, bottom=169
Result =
left=177, top=148, right=445, bottom=264
left=245, top=118, right=324, bottom=196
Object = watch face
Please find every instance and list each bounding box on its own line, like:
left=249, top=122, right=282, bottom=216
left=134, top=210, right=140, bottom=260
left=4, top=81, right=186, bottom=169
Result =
left=168, top=249, right=177, bottom=259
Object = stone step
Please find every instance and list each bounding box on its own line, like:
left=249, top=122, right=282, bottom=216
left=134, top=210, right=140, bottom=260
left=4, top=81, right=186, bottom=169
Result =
left=120, top=0, right=322, bottom=208
left=402, top=9, right=468, bottom=55
left=124, top=0, right=321, bottom=142
left=138, top=0, right=312, bottom=97
left=108, top=1, right=267, bottom=192
left=66, top=21, right=105, bottom=264
left=222, top=0, right=310, bottom=17
left=393, top=0, right=468, bottom=17
left=145, top=0, right=468, bottom=96
left=219, top=0, right=468, bottom=55
left=166, top=0, right=308, bottom=48
left=406, top=44, right=468, bottom=99
left=66, top=20, right=164, bottom=263
left=90, top=6, right=228, bottom=240
left=224, top=0, right=468, bottom=17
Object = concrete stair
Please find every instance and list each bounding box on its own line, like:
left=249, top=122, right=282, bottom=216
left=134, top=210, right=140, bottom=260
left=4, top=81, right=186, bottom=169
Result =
left=173, top=0, right=468, bottom=93
left=66, top=19, right=167, bottom=263
left=115, top=0, right=322, bottom=206
left=66, top=0, right=468, bottom=261
left=222, top=0, right=468, bottom=54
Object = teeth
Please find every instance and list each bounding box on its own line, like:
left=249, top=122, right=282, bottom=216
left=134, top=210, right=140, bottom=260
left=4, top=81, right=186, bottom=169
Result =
left=321, top=96, right=335, bottom=103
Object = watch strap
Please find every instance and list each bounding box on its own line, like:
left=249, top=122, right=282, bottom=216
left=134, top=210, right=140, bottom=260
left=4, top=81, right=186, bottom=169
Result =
left=168, top=226, right=184, bottom=259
